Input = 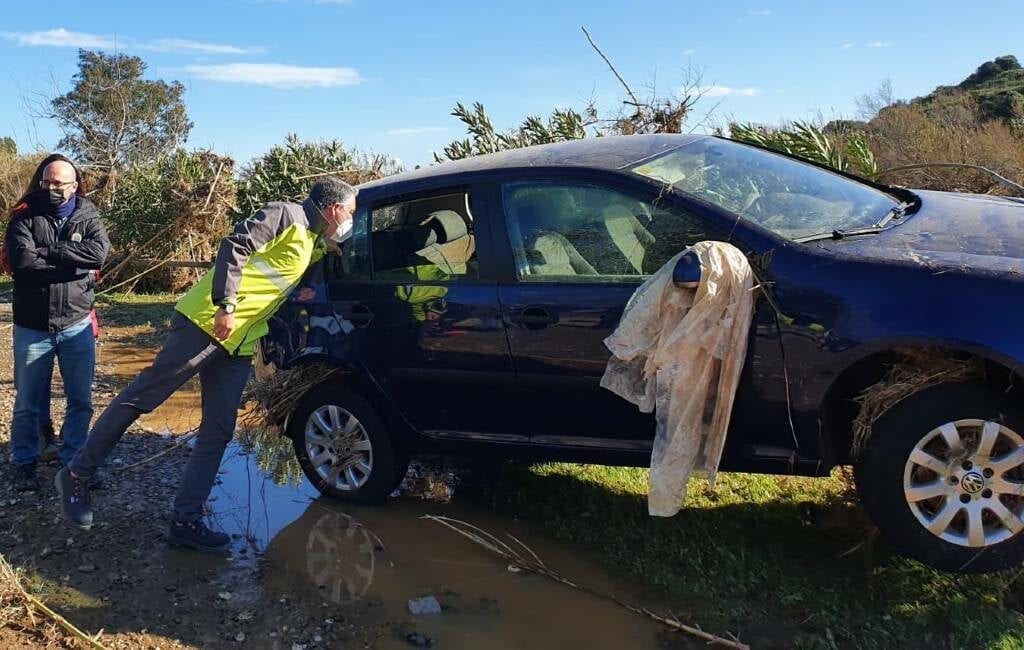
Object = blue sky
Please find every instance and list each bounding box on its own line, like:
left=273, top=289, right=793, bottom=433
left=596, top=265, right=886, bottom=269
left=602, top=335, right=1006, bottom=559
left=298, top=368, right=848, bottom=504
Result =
left=1, top=0, right=1022, bottom=169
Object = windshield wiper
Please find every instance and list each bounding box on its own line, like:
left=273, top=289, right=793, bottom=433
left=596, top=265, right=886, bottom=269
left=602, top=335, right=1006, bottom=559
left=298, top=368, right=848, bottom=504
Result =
left=797, top=200, right=916, bottom=243
left=874, top=201, right=912, bottom=229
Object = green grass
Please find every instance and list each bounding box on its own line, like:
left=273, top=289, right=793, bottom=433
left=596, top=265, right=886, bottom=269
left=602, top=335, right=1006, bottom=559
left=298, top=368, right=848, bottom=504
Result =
left=95, top=291, right=179, bottom=328
left=469, top=464, right=1024, bottom=649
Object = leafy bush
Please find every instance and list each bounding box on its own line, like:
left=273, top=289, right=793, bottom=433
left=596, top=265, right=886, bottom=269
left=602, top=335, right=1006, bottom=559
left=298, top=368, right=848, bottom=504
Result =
left=236, top=134, right=399, bottom=218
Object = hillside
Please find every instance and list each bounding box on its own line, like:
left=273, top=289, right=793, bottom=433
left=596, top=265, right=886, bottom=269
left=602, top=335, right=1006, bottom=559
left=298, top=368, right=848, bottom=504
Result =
left=910, top=55, right=1024, bottom=126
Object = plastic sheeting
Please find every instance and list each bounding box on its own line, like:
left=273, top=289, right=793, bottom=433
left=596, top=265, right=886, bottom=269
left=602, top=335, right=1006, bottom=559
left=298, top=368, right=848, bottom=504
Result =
left=601, top=241, right=756, bottom=516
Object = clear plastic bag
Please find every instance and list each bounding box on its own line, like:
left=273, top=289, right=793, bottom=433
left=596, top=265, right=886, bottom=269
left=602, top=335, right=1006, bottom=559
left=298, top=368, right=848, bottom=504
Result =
left=601, top=241, right=756, bottom=516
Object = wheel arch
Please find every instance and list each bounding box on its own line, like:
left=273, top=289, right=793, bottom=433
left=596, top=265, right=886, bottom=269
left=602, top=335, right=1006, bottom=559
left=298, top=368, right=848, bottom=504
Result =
left=818, top=342, right=1024, bottom=467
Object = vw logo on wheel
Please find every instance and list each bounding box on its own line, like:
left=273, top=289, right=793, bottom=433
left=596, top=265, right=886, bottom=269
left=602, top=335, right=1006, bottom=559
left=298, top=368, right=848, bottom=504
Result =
left=960, top=471, right=985, bottom=494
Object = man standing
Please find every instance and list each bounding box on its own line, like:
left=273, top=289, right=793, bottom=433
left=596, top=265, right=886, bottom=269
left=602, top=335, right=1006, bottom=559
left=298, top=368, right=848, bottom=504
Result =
left=57, top=177, right=357, bottom=551
left=5, top=156, right=110, bottom=491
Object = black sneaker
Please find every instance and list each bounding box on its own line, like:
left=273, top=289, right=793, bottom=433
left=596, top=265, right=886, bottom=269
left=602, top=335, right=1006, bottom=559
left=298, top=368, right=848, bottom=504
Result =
left=14, top=464, right=40, bottom=492
left=168, top=519, right=231, bottom=552
left=54, top=467, right=93, bottom=530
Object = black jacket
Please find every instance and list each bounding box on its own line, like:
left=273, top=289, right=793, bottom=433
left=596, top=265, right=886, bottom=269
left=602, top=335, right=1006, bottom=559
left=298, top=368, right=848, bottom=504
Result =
left=4, top=195, right=111, bottom=332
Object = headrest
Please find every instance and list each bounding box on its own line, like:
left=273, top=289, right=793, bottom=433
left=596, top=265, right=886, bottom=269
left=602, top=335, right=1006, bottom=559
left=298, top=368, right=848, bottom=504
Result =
left=423, top=210, right=468, bottom=243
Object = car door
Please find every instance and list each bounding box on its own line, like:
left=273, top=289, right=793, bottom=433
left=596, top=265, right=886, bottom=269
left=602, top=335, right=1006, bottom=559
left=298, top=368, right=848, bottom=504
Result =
left=494, top=176, right=793, bottom=460
left=351, top=183, right=519, bottom=439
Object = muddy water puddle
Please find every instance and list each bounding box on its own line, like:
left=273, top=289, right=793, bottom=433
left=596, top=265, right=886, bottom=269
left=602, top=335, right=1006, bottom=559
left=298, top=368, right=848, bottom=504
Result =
left=96, top=340, right=203, bottom=432
left=200, top=445, right=677, bottom=649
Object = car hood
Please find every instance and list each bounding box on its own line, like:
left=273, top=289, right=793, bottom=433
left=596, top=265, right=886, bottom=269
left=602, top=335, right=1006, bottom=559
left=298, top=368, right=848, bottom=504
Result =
left=815, top=189, right=1024, bottom=273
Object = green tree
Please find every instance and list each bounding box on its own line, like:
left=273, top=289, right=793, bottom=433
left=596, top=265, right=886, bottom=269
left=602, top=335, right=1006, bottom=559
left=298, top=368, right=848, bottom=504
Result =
left=0, top=137, right=15, bottom=156
left=237, top=134, right=399, bottom=218
left=47, top=50, right=192, bottom=187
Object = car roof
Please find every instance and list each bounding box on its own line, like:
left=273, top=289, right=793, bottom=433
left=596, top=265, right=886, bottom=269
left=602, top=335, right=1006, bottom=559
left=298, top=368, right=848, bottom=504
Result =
left=357, top=133, right=708, bottom=193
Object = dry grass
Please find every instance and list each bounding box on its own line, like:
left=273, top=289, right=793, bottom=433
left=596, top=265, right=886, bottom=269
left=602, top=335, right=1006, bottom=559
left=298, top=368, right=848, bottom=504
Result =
left=851, top=348, right=985, bottom=455
left=868, top=103, right=1024, bottom=195
left=0, top=553, right=108, bottom=649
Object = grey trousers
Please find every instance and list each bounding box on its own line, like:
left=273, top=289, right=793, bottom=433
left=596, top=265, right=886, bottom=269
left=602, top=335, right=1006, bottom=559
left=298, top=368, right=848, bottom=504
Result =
left=70, top=312, right=252, bottom=522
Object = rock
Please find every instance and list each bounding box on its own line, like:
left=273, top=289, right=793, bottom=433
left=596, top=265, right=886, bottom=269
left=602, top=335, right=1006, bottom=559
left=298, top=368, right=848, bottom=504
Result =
left=218, top=592, right=233, bottom=601
left=408, top=596, right=442, bottom=615
left=77, top=564, right=96, bottom=573
left=235, top=632, right=246, bottom=643
left=404, top=633, right=433, bottom=648
left=40, top=546, right=51, bottom=558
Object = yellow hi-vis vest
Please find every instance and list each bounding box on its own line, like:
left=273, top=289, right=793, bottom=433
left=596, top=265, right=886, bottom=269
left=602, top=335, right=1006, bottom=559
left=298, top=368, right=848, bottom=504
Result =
left=175, top=201, right=326, bottom=356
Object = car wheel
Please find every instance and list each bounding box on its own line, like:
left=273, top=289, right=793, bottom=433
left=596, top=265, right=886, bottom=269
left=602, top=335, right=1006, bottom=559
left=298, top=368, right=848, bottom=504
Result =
left=854, top=382, right=1024, bottom=573
left=289, top=383, right=408, bottom=503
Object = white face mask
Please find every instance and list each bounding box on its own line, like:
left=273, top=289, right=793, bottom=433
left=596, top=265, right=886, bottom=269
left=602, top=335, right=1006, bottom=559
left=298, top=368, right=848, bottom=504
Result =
left=329, top=215, right=353, bottom=243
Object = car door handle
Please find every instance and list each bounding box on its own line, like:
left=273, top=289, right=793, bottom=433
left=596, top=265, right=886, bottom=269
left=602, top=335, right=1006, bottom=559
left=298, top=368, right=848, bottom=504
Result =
left=343, top=303, right=374, bottom=327
left=509, top=306, right=555, bottom=330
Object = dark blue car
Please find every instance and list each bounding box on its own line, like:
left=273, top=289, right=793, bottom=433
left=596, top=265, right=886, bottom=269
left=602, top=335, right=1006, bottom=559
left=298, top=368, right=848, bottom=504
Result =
left=262, top=134, right=1024, bottom=573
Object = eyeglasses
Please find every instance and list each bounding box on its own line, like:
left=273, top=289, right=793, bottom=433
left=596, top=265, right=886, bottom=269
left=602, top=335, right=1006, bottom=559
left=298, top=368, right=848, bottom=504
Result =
left=40, top=180, right=76, bottom=190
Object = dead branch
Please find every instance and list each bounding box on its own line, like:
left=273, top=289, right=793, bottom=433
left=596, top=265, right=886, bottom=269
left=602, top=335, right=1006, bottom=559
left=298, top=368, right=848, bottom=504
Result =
left=581, top=26, right=640, bottom=108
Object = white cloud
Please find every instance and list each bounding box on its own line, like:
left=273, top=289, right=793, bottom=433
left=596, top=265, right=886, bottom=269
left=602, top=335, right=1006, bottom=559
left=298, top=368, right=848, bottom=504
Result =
left=700, top=86, right=762, bottom=97
left=185, top=62, right=362, bottom=88
left=841, top=42, right=855, bottom=50
left=747, top=9, right=773, bottom=15
left=140, top=38, right=264, bottom=55
left=2, top=27, right=261, bottom=55
left=2, top=28, right=116, bottom=48
left=682, top=48, right=697, bottom=56
left=865, top=41, right=891, bottom=48
left=387, top=127, right=446, bottom=136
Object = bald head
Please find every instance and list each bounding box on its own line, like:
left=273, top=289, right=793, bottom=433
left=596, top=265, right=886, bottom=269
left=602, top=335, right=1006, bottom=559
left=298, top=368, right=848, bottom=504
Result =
left=41, top=159, right=78, bottom=206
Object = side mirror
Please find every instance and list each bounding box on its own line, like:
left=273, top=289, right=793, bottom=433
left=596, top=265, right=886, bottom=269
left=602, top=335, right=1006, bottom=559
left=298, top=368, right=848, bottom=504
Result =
left=672, top=250, right=701, bottom=289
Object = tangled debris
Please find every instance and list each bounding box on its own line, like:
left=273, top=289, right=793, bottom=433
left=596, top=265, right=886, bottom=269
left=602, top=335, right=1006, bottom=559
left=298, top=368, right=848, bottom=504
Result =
left=851, top=349, right=985, bottom=455
left=240, top=362, right=339, bottom=430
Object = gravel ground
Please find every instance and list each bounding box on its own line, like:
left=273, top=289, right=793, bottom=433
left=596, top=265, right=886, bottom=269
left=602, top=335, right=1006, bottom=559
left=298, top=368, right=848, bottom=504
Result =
left=0, top=298, right=384, bottom=649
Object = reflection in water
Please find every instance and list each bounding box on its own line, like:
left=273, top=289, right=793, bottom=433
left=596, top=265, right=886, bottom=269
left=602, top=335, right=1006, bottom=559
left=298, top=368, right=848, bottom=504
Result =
left=207, top=445, right=673, bottom=649
left=304, top=510, right=376, bottom=604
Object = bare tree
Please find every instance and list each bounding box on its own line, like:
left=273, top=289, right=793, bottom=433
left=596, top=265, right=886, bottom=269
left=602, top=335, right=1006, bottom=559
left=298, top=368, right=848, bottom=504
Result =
left=855, top=79, right=895, bottom=121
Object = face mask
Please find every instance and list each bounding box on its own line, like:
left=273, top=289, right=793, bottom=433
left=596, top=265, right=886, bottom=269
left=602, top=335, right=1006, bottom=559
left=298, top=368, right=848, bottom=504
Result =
left=47, top=189, right=67, bottom=207
left=329, top=216, right=353, bottom=243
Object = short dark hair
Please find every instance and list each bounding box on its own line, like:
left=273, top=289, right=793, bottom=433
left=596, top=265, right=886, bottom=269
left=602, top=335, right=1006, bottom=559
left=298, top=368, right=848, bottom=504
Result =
left=309, top=176, right=357, bottom=210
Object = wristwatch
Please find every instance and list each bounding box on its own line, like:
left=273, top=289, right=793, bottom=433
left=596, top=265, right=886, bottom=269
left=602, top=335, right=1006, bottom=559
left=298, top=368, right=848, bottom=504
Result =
left=218, top=302, right=236, bottom=314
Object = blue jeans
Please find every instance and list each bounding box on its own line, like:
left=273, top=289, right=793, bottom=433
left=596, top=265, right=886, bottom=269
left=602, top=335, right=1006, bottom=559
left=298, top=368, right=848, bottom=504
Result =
left=11, top=317, right=95, bottom=467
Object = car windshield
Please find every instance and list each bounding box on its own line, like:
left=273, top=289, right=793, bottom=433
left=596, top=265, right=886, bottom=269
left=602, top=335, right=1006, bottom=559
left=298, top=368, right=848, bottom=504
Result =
left=630, top=137, right=901, bottom=240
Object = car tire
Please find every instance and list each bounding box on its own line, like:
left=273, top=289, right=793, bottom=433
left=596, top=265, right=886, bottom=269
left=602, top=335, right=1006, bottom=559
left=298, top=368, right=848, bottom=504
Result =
left=289, top=383, right=409, bottom=503
left=854, top=382, right=1024, bottom=573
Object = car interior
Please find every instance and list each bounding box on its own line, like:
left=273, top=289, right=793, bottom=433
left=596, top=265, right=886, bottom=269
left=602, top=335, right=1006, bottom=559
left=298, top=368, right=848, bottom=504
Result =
left=371, top=193, right=478, bottom=279
left=508, top=186, right=697, bottom=279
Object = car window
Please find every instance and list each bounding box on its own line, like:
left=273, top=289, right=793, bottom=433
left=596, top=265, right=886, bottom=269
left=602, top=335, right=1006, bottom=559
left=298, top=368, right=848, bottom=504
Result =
left=370, top=191, right=478, bottom=282
left=502, top=183, right=711, bottom=282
